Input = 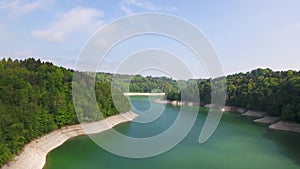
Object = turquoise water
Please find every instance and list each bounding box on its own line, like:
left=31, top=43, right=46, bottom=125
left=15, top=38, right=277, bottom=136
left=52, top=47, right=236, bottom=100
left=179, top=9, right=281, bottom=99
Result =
left=44, top=96, right=300, bottom=169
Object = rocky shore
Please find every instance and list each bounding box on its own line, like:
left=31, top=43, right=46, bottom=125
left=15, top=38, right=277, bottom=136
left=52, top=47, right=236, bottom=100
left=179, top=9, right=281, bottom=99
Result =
left=269, top=121, right=300, bottom=133
left=254, top=116, right=280, bottom=124
left=242, top=110, right=267, bottom=118
left=158, top=100, right=300, bottom=134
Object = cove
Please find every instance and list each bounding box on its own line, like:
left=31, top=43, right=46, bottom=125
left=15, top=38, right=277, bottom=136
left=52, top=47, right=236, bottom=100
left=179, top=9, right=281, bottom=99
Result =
left=44, top=96, right=300, bottom=169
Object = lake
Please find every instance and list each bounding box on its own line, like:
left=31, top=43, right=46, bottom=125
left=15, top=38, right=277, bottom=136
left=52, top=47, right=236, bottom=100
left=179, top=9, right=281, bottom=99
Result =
left=44, top=96, right=300, bottom=169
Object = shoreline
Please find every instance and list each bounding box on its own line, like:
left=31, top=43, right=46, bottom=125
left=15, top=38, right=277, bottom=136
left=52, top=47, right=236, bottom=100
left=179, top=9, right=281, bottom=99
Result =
left=254, top=116, right=280, bottom=124
left=155, top=99, right=200, bottom=106
left=242, top=110, right=267, bottom=118
left=1, top=111, right=138, bottom=169
left=155, top=98, right=300, bottom=134
left=123, top=92, right=165, bottom=96
left=206, top=105, right=300, bottom=133
left=269, top=121, right=300, bottom=133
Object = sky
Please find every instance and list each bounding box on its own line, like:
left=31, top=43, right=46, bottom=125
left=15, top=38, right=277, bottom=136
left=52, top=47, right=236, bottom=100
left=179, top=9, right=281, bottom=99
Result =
left=0, top=0, right=300, bottom=78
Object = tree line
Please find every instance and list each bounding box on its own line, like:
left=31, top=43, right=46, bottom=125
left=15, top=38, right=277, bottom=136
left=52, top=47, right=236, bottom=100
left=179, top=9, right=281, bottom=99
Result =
left=0, top=58, right=130, bottom=167
left=1, top=57, right=299, bottom=167
left=226, top=68, right=300, bottom=122
left=165, top=68, right=300, bottom=123
left=97, top=68, right=300, bottom=123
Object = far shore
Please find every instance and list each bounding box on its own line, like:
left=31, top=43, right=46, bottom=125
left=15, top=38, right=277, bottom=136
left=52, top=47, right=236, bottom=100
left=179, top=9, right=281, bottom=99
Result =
left=155, top=99, right=200, bottom=106
left=254, top=116, right=280, bottom=124
left=1, top=111, right=138, bottom=169
left=123, top=92, right=165, bottom=96
left=269, top=121, right=300, bottom=133
left=154, top=98, right=300, bottom=134
left=208, top=105, right=300, bottom=133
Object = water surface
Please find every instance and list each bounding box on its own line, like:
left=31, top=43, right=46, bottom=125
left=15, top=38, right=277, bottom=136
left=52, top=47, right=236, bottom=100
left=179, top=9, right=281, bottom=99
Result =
left=44, top=96, right=300, bottom=169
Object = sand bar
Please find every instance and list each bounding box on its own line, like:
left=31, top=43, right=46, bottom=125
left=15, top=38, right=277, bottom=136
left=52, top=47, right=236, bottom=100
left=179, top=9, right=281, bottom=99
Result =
left=1, top=111, right=137, bottom=169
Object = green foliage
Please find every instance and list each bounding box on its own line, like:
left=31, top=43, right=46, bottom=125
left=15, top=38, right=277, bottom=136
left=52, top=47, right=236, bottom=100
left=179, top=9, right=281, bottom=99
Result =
left=226, top=69, right=300, bottom=122
left=165, top=68, right=300, bottom=123
left=95, top=73, right=180, bottom=94
left=0, top=58, right=130, bottom=167
left=1, top=58, right=299, bottom=167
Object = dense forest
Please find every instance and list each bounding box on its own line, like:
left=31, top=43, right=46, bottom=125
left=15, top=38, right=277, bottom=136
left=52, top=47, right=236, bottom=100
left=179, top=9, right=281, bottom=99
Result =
left=225, top=68, right=300, bottom=122
left=96, top=73, right=179, bottom=93
left=96, top=68, right=300, bottom=122
left=151, top=69, right=300, bottom=123
left=97, top=69, right=300, bottom=123
left=1, top=57, right=300, bottom=167
left=0, top=58, right=130, bottom=167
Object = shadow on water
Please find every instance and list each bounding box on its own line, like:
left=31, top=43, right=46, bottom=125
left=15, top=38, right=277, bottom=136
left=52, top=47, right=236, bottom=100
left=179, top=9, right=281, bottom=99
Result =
left=264, top=130, right=300, bottom=166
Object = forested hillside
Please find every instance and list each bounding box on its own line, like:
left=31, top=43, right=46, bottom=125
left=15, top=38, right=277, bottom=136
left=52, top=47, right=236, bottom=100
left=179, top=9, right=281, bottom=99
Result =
left=97, top=68, right=300, bottom=122
left=96, top=73, right=179, bottom=93
left=1, top=57, right=299, bottom=167
left=96, top=69, right=300, bottom=124
left=166, top=68, right=300, bottom=123
left=226, top=68, right=300, bottom=121
left=0, top=58, right=130, bottom=167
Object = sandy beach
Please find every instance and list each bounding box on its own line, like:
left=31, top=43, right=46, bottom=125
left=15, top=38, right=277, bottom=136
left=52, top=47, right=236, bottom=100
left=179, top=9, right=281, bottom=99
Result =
left=1, top=111, right=137, bottom=169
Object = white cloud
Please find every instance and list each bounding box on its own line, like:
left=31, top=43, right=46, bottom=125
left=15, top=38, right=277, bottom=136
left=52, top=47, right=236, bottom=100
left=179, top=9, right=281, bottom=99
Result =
left=126, top=0, right=156, bottom=10
left=120, top=0, right=177, bottom=15
left=120, top=5, right=133, bottom=15
left=32, top=7, right=104, bottom=42
left=0, top=0, right=42, bottom=14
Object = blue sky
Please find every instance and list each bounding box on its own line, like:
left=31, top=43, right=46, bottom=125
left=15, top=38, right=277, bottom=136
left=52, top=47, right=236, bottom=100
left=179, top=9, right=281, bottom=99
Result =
left=0, top=0, right=300, bottom=78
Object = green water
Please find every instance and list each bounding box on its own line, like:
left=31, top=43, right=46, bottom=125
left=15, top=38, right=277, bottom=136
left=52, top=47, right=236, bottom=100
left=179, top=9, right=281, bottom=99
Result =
left=44, top=96, right=300, bottom=169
